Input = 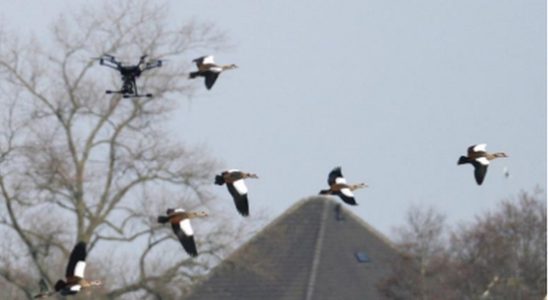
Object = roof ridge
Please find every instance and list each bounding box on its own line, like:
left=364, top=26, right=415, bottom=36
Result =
left=223, top=196, right=319, bottom=260
left=304, top=199, right=329, bottom=300
left=184, top=196, right=323, bottom=294
left=184, top=196, right=400, bottom=299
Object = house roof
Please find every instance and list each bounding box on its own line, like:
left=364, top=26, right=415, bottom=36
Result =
left=184, top=196, right=399, bottom=300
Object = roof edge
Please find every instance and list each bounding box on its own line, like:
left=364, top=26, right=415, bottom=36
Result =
left=184, top=196, right=325, bottom=297
left=184, top=196, right=400, bottom=298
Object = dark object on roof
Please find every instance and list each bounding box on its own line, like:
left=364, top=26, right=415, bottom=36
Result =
left=183, top=196, right=400, bottom=300
left=355, top=251, right=371, bottom=263
left=334, top=203, right=344, bottom=221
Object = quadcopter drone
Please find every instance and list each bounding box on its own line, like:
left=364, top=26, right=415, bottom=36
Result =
left=98, top=54, right=162, bottom=98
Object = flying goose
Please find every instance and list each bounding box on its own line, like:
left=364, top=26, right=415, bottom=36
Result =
left=458, top=143, right=508, bottom=185
left=215, top=170, right=258, bottom=216
left=319, top=166, right=367, bottom=205
left=158, top=208, right=208, bottom=257
left=189, top=55, right=237, bottom=90
left=53, top=242, right=102, bottom=296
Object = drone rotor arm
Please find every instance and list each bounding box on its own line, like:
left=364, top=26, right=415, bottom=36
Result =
left=99, top=60, right=122, bottom=70
left=142, top=60, right=162, bottom=71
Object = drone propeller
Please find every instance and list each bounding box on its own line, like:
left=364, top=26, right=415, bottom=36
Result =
left=148, top=60, right=163, bottom=66
left=91, top=53, right=115, bottom=60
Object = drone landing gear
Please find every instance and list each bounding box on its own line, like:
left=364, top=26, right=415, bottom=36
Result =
left=105, top=90, right=153, bottom=98
left=127, top=93, right=153, bottom=98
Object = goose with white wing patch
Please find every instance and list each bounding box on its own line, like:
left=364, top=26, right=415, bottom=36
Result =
left=319, top=166, right=367, bottom=205
left=158, top=209, right=208, bottom=257
left=458, top=143, right=508, bottom=185
left=215, top=170, right=258, bottom=216
left=52, top=241, right=102, bottom=296
left=189, top=55, right=237, bottom=90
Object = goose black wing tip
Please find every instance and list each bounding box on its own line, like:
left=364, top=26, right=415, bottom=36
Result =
left=473, top=163, right=488, bottom=186
left=337, top=192, right=358, bottom=206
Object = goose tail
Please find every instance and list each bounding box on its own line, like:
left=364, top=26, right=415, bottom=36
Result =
left=214, top=175, right=225, bottom=185
left=189, top=71, right=200, bottom=79
left=457, top=156, right=469, bottom=165
left=54, top=280, right=66, bottom=292
left=319, top=189, right=331, bottom=195
left=157, top=216, right=170, bottom=224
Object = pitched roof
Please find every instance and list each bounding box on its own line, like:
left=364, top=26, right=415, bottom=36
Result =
left=184, top=196, right=399, bottom=300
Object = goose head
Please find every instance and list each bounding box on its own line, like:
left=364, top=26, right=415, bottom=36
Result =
left=89, top=280, right=102, bottom=287
left=245, top=173, right=258, bottom=179
left=189, top=211, right=208, bottom=218
left=223, top=64, right=238, bottom=70
left=493, top=152, right=508, bottom=158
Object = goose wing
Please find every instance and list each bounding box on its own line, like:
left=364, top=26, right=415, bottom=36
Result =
left=168, top=208, right=185, bottom=215
left=472, top=158, right=489, bottom=185
left=66, top=242, right=87, bottom=279
left=171, top=220, right=198, bottom=257
left=335, top=189, right=358, bottom=205
left=67, top=285, right=82, bottom=294
left=204, top=71, right=220, bottom=89
left=468, top=144, right=487, bottom=155
left=328, top=167, right=344, bottom=186
left=227, top=180, right=249, bottom=216
left=193, top=55, right=215, bottom=66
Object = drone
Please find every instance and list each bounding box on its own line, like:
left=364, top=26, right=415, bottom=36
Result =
left=98, top=54, right=162, bottom=98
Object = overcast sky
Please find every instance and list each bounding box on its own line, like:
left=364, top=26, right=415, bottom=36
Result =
left=1, top=0, right=545, bottom=236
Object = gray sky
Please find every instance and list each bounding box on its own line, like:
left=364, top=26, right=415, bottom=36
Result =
left=1, top=0, right=545, bottom=236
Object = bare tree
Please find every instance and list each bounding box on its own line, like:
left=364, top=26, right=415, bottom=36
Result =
left=0, top=1, right=257, bottom=299
left=381, top=191, right=546, bottom=300
left=380, top=205, right=454, bottom=300
left=449, top=190, right=546, bottom=300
